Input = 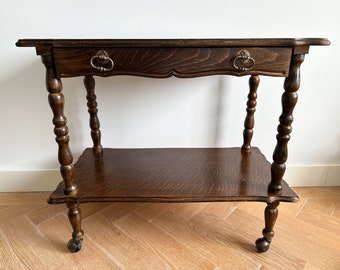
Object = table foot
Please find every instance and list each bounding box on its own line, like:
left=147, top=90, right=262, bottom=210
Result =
left=67, top=239, right=82, bottom=253
left=255, top=237, right=271, bottom=252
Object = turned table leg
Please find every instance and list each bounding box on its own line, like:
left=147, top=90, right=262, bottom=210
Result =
left=66, top=202, right=84, bottom=253
left=269, top=54, right=305, bottom=194
left=256, top=53, right=305, bottom=252
left=242, top=75, right=259, bottom=152
left=41, top=54, right=77, bottom=196
left=41, top=54, right=82, bottom=252
left=256, top=202, right=279, bottom=252
left=84, top=75, right=103, bottom=153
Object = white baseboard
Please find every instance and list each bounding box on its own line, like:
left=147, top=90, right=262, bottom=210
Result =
left=0, top=165, right=339, bottom=192
left=0, top=170, right=60, bottom=192
left=285, top=165, right=340, bottom=187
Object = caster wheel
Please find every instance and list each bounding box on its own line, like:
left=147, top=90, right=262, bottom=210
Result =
left=67, top=239, right=82, bottom=253
left=255, top=237, right=270, bottom=253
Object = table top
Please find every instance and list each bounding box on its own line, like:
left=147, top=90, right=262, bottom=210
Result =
left=16, top=38, right=330, bottom=48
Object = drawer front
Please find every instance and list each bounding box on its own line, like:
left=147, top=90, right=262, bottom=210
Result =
left=53, top=47, right=292, bottom=78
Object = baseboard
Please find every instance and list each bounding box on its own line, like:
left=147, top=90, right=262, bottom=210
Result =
left=285, top=165, right=340, bottom=187
left=0, top=170, right=60, bottom=192
left=0, top=165, right=339, bottom=192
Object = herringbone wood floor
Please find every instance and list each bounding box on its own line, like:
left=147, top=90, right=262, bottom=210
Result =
left=0, top=187, right=339, bottom=269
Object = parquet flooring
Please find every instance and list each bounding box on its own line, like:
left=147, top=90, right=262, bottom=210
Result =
left=0, top=187, right=339, bottom=269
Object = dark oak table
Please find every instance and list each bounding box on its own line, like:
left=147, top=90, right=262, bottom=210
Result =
left=16, top=38, right=330, bottom=253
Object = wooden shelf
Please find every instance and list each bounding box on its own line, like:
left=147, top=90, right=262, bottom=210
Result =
left=48, top=147, right=298, bottom=204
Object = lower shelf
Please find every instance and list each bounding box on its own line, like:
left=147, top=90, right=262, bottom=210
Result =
left=48, top=147, right=299, bottom=204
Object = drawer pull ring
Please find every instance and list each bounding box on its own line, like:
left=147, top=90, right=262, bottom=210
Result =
left=233, top=50, right=255, bottom=71
left=90, top=50, right=114, bottom=72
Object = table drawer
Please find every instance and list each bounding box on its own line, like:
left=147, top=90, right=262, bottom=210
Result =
left=53, top=47, right=292, bottom=78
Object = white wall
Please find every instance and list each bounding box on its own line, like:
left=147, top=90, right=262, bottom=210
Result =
left=0, top=0, right=339, bottom=191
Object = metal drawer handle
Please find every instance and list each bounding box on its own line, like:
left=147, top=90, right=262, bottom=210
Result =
left=233, top=50, right=255, bottom=71
left=90, top=50, right=114, bottom=72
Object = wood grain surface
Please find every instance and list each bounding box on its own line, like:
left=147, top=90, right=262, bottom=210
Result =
left=53, top=47, right=292, bottom=78
left=48, top=147, right=298, bottom=204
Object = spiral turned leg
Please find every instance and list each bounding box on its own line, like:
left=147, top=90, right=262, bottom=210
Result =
left=66, top=202, right=83, bottom=253
left=256, top=202, right=279, bottom=252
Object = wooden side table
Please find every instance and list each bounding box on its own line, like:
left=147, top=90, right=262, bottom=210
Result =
left=16, top=38, right=330, bottom=253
